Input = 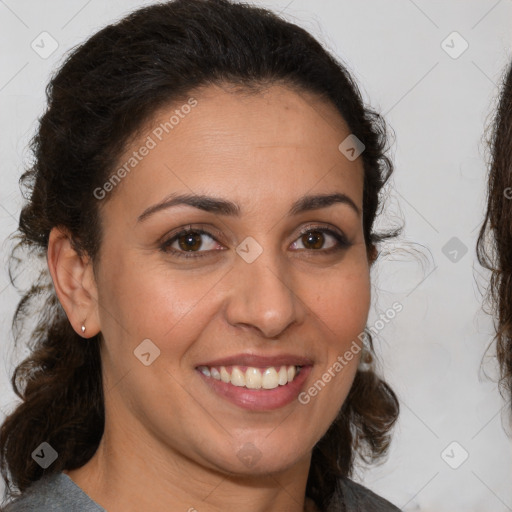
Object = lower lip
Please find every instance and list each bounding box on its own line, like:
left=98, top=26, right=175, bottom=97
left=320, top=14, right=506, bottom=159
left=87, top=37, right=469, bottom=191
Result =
left=196, top=366, right=313, bottom=411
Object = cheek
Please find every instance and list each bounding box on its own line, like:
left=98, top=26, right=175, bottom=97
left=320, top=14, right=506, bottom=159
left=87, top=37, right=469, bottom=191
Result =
left=99, top=257, right=226, bottom=366
left=294, top=267, right=370, bottom=441
left=97, top=250, right=196, bottom=329
left=309, top=265, right=371, bottom=345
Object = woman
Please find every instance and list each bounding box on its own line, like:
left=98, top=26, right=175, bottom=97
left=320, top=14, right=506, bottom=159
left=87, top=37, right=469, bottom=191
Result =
left=477, top=61, right=512, bottom=406
left=0, top=1, right=401, bottom=510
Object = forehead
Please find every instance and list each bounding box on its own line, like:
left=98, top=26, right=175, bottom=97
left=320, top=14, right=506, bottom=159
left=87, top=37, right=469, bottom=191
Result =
left=101, top=83, right=364, bottom=221
left=174, top=82, right=352, bottom=150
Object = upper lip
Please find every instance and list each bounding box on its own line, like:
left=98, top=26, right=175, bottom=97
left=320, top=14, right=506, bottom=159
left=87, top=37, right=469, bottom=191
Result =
left=196, top=353, right=314, bottom=368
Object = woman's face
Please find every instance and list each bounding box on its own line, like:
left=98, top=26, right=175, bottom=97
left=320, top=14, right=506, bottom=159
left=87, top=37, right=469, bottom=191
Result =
left=92, top=83, right=372, bottom=476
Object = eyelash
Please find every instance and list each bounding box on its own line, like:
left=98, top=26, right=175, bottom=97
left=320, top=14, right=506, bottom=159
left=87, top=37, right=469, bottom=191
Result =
left=159, top=224, right=352, bottom=260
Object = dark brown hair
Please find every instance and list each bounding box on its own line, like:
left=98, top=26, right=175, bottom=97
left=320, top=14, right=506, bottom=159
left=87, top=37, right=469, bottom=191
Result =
left=0, top=1, right=400, bottom=509
left=477, top=60, right=512, bottom=403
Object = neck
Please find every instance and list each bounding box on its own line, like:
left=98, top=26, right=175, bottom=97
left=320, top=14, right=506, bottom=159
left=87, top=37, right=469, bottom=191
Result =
left=64, top=417, right=313, bottom=512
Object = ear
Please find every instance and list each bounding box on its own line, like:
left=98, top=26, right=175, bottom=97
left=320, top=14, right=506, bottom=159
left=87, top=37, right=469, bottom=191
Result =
left=46, top=226, right=100, bottom=338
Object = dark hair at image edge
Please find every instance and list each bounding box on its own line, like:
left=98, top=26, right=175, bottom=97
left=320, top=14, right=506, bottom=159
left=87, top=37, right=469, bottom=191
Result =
left=0, top=0, right=400, bottom=509
left=477, top=60, right=512, bottom=404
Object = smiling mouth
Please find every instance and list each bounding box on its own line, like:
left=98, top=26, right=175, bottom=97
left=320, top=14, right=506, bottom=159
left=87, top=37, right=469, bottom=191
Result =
left=197, top=365, right=302, bottom=390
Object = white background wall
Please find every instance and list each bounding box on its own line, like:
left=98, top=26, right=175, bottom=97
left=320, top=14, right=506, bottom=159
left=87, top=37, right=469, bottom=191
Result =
left=1, top=1, right=511, bottom=510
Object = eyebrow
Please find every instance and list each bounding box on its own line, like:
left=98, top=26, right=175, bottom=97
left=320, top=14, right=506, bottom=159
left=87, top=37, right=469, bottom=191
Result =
left=137, top=191, right=360, bottom=223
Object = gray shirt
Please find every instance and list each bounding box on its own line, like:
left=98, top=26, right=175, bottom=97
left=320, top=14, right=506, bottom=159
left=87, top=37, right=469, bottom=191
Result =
left=2, top=472, right=401, bottom=511
left=2, top=473, right=105, bottom=511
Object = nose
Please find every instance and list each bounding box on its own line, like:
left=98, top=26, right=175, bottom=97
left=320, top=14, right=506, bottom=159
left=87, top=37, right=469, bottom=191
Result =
left=224, top=248, right=304, bottom=339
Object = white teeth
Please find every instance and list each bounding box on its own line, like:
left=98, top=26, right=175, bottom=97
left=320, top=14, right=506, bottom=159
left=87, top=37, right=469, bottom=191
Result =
left=199, top=364, right=301, bottom=389
left=220, top=366, right=230, bottom=383
left=230, top=367, right=245, bottom=387
left=245, top=367, right=262, bottom=389
left=200, top=366, right=211, bottom=377
left=262, top=367, right=279, bottom=389
left=278, top=366, right=288, bottom=386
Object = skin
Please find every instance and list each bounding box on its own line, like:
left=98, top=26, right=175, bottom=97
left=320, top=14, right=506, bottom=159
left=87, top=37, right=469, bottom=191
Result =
left=48, top=83, right=376, bottom=512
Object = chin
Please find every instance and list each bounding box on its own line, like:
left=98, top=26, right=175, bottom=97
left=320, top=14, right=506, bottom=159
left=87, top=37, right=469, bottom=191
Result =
left=204, top=440, right=310, bottom=477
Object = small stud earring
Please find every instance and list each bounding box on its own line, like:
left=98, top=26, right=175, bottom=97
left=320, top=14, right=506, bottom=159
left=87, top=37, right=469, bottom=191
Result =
left=81, top=324, right=86, bottom=334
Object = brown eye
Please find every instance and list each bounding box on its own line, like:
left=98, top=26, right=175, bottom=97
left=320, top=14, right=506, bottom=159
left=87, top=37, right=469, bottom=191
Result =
left=301, top=230, right=325, bottom=250
left=291, top=227, right=349, bottom=252
left=177, top=232, right=203, bottom=252
left=161, top=228, right=222, bottom=258
left=161, top=225, right=351, bottom=260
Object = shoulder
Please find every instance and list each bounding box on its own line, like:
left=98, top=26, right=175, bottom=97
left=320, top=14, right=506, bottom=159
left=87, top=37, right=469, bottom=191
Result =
left=329, top=477, right=402, bottom=512
left=2, top=473, right=105, bottom=512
